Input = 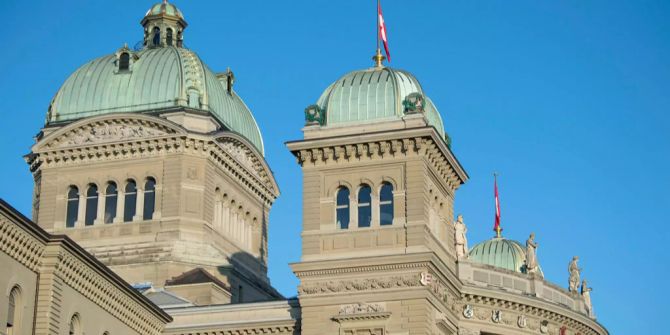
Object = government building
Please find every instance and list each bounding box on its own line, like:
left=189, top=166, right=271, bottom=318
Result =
left=0, top=2, right=608, bottom=335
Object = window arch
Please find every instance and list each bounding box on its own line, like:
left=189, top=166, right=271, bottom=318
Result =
left=152, top=27, right=161, bottom=46
left=6, top=286, right=21, bottom=335
left=335, top=187, right=350, bottom=229
left=357, top=185, right=372, bottom=228
left=104, top=182, right=118, bottom=223
left=166, top=28, right=173, bottom=46
left=119, top=52, right=130, bottom=71
left=124, top=180, right=137, bottom=222
left=66, top=186, right=79, bottom=228
left=69, top=314, right=81, bottom=335
left=85, top=184, right=98, bottom=226
left=380, top=182, right=394, bottom=226
left=143, top=178, right=156, bottom=220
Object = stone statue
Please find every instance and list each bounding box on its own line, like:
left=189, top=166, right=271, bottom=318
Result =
left=581, top=279, right=593, bottom=317
left=525, top=233, right=538, bottom=273
left=454, top=214, right=468, bottom=259
left=568, top=256, right=581, bottom=293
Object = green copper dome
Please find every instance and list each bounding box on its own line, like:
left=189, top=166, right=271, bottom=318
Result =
left=315, top=66, right=445, bottom=138
left=45, top=1, right=264, bottom=154
left=145, top=1, right=184, bottom=19
left=468, top=238, right=528, bottom=273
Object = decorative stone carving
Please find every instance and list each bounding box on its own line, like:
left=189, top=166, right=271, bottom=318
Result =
left=581, top=279, right=593, bottom=318
left=569, top=256, right=581, bottom=293
left=540, top=320, right=550, bottom=334
left=402, top=92, right=425, bottom=114
left=220, top=141, right=257, bottom=175
left=454, top=214, right=468, bottom=259
left=299, top=274, right=421, bottom=295
left=64, top=124, right=166, bottom=147
left=420, top=271, right=433, bottom=286
left=304, top=104, right=325, bottom=126
left=491, top=310, right=503, bottom=323
left=458, top=328, right=480, bottom=335
left=463, top=304, right=474, bottom=319
left=518, top=315, right=528, bottom=328
left=338, top=303, right=385, bottom=315
left=526, top=232, right=538, bottom=273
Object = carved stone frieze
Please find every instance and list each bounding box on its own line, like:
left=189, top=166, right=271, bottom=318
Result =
left=219, top=139, right=261, bottom=178
left=332, top=303, right=391, bottom=322
left=299, top=274, right=421, bottom=295
left=63, top=124, right=167, bottom=147
left=457, top=328, right=480, bottom=335
left=339, top=303, right=385, bottom=315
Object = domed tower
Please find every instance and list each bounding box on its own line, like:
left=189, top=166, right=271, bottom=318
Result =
left=26, top=1, right=281, bottom=304
left=288, top=53, right=468, bottom=334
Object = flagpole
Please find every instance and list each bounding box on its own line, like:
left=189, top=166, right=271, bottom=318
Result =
left=376, top=0, right=380, bottom=51
left=494, top=172, right=502, bottom=238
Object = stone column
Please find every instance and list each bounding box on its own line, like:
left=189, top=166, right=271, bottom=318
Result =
left=76, top=192, right=86, bottom=227
left=114, top=190, right=125, bottom=223
left=95, top=189, right=106, bottom=225
left=134, top=186, right=144, bottom=221
left=350, top=194, right=358, bottom=230
left=371, top=190, right=380, bottom=228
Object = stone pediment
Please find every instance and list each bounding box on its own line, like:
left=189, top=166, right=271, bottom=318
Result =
left=215, top=135, right=279, bottom=197
left=39, top=117, right=180, bottom=151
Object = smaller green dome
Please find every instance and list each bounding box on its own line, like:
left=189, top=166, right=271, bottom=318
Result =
left=145, top=1, right=184, bottom=19
left=315, top=66, right=446, bottom=138
left=468, top=238, right=528, bottom=273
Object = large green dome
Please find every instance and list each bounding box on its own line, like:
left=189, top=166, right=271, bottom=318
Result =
left=315, top=66, right=445, bottom=138
left=46, top=1, right=264, bottom=154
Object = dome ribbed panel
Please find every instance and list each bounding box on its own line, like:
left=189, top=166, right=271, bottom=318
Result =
left=424, top=97, right=445, bottom=136
left=468, top=238, right=527, bottom=273
left=203, top=66, right=263, bottom=154
left=48, top=47, right=264, bottom=154
left=324, top=68, right=397, bottom=125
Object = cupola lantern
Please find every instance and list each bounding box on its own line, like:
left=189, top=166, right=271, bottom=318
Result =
left=141, top=0, right=187, bottom=48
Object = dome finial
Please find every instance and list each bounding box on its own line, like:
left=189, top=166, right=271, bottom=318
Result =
left=372, top=48, right=386, bottom=68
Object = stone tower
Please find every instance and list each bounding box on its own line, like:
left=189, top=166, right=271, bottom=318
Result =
left=25, top=1, right=281, bottom=305
left=287, top=56, right=468, bottom=334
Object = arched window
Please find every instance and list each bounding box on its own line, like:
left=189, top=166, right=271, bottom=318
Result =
left=104, top=182, right=118, bottom=223
left=85, top=184, right=98, bottom=226
left=124, top=180, right=137, bottom=222
left=143, top=178, right=156, bottom=220
left=380, top=183, right=394, bottom=226
left=6, top=286, right=21, bottom=335
left=69, top=314, right=81, bottom=335
left=166, top=28, right=173, bottom=46
left=357, top=185, right=372, bottom=228
left=119, top=52, right=130, bottom=71
left=335, top=187, right=350, bottom=229
left=177, top=30, right=183, bottom=47
left=152, top=27, right=161, bottom=46
left=66, top=186, right=79, bottom=228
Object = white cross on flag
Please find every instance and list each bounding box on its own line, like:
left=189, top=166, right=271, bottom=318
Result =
left=378, top=1, right=391, bottom=62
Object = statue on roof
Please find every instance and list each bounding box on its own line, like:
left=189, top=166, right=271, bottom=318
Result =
left=454, top=214, right=468, bottom=259
left=525, top=233, right=539, bottom=274
left=568, top=256, right=581, bottom=293
left=581, top=279, right=594, bottom=318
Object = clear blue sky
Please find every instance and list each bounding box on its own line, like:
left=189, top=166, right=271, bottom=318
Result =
left=1, top=1, right=668, bottom=333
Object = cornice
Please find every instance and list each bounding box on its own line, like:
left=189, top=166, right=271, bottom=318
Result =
left=460, top=286, right=608, bottom=335
left=286, top=126, right=468, bottom=188
left=28, top=130, right=278, bottom=205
